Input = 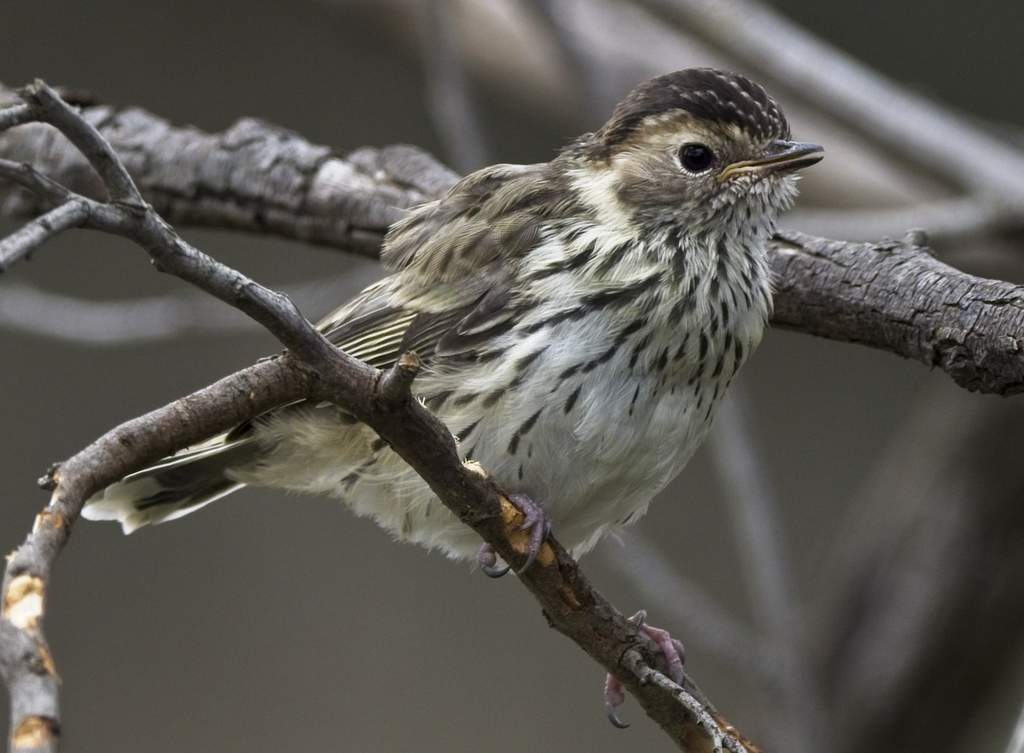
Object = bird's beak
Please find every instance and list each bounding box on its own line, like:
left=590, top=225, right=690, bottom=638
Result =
left=720, top=141, right=824, bottom=180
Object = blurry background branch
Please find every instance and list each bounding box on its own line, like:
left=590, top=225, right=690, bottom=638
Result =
left=0, top=279, right=341, bottom=344
left=1008, top=702, right=1024, bottom=753
left=815, top=388, right=1024, bottom=753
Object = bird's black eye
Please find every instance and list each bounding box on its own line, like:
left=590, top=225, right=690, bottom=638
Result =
left=678, top=143, right=715, bottom=173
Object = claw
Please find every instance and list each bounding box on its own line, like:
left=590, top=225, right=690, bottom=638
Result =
left=477, top=543, right=511, bottom=578
left=601, top=610, right=686, bottom=728
left=507, top=493, right=550, bottom=575
left=606, top=705, right=631, bottom=730
left=604, top=672, right=630, bottom=729
left=483, top=564, right=511, bottom=578
left=476, top=494, right=551, bottom=578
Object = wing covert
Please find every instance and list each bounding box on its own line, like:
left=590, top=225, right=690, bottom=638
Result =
left=316, top=160, right=571, bottom=369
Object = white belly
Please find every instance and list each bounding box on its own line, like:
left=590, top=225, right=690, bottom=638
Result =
left=235, top=312, right=743, bottom=561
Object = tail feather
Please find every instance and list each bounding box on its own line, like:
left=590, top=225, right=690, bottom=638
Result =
left=83, top=436, right=259, bottom=534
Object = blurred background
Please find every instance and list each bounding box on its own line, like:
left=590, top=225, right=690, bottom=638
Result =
left=2, top=1, right=1024, bottom=752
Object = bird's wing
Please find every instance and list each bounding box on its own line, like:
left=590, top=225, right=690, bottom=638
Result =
left=139, top=162, right=569, bottom=455
left=316, top=161, right=569, bottom=369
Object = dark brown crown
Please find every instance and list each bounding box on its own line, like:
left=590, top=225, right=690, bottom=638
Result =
left=597, top=68, right=790, bottom=150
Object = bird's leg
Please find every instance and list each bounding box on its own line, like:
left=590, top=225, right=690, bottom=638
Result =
left=476, top=492, right=551, bottom=578
left=604, top=610, right=687, bottom=729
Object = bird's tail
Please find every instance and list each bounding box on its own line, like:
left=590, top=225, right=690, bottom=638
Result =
left=82, top=434, right=260, bottom=534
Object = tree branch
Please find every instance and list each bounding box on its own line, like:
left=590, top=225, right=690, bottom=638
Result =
left=0, top=86, right=457, bottom=259
left=0, top=357, right=311, bottom=753
left=17, top=80, right=143, bottom=206
left=0, top=200, right=89, bottom=271
left=0, top=82, right=756, bottom=753
left=769, top=229, right=1024, bottom=395
left=1, top=90, right=1019, bottom=394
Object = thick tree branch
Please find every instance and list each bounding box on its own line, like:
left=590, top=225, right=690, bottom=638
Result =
left=770, top=229, right=1024, bottom=395
left=2, top=91, right=1019, bottom=395
left=0, top=83, right=755, bottom=753
left=0, top=88, right=455, bottom=259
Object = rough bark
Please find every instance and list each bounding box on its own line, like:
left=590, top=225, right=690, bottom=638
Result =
left=0, top=92, right=455, bottom=258
left=770, top=230, right=1024, bottom=395
left=2, top=93, right=1020, bottom=394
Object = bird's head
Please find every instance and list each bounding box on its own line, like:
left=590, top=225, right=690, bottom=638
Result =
left=567, top=68, right=822, bottom=234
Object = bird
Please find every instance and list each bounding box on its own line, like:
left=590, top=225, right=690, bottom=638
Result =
left=84, top=67, right=821, bottom=579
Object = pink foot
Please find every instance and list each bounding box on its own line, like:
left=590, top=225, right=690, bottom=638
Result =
left=604, top=610, right=686, bottom=729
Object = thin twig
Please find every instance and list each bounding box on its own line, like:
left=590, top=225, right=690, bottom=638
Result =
left=0, top=200, right=89, bottom=271
left=0, top=158, right=73, bottom=207
left=0, top=355, right=312, bottom=753
left=18, top=81, right=143, bottom=205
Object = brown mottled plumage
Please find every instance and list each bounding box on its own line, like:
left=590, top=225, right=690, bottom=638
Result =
left=84, top=70, right=822, bottom=576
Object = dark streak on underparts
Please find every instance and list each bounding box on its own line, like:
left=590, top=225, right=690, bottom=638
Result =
left=508, top=408, right=544, bottom=455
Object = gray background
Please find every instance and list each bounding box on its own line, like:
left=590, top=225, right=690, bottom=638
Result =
left=2, top=1, right=1022, bottom=752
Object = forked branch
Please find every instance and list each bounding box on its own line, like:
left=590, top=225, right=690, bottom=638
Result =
left=0, top=82, right=755, bottom=753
